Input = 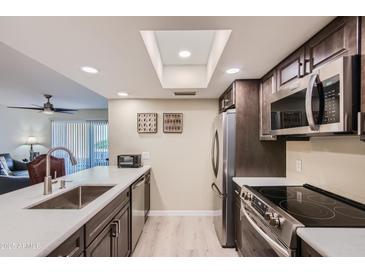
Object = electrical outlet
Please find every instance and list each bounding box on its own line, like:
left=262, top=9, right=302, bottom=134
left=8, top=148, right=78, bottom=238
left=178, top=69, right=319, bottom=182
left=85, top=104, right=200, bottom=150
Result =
left=142, top=152, right=150, bottom=160
left=296, top=159, right=302, bottom=173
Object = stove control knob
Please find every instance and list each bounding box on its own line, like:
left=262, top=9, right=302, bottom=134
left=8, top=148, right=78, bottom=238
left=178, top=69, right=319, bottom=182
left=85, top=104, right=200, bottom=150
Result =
left=269, top=214, right=282, bottom=228
left=244, top=193, right=252, bottom=201
left=264, top=212, right=272, bottom=221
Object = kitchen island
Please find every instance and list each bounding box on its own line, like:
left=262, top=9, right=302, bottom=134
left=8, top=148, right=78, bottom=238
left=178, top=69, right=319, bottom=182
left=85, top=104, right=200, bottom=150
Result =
left=0, top=165, right=151, bottom=257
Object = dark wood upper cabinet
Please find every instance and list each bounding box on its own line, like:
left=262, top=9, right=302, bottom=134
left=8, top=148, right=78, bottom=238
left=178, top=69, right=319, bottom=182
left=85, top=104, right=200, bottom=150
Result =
left=260, top=70, right=277, bottom=140
left=219, top=83, right=235, bottom=112
left=307, top=17, right=359, bottom=72
left=258, top=16, right=361, bottom=139
left=235, top=80, right=286, bottom=177
left=276, top=47, right=305, bottom=91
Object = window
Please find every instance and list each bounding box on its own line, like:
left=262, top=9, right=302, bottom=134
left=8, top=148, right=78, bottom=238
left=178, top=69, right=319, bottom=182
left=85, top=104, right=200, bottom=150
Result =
left=51, top=120, right=108, bottom=174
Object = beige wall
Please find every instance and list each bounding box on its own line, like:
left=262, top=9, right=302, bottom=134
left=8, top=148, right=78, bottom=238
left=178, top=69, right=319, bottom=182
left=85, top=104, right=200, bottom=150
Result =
left=108, top=99, right=218, bottom=211
left=0, top=105, right=108, bottom=161
left=287, top=136, right=365, bottom=204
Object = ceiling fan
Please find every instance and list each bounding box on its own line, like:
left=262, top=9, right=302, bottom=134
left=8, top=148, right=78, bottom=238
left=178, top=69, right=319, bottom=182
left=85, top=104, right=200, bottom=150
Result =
left=7, top=94, right=78, bottom=115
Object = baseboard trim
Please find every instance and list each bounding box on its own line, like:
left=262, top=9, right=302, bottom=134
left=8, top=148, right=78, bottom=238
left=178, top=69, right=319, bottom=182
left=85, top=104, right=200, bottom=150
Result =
left=148, top=210, right=220, bottom=217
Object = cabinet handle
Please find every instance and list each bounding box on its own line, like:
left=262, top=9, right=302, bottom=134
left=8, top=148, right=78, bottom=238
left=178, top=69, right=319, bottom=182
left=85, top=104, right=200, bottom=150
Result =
left=111, top=221, right=118, bottom=237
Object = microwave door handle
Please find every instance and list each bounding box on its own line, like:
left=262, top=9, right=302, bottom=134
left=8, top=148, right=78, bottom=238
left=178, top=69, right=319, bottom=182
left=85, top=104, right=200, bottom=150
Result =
left=305, top=73, right=320, bottom=131
left=240, top=204, right=290, bottom=257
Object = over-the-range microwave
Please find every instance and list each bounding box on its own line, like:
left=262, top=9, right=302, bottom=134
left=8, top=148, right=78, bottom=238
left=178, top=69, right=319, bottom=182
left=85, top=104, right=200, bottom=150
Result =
left=270, top=56, right=360, bottom=136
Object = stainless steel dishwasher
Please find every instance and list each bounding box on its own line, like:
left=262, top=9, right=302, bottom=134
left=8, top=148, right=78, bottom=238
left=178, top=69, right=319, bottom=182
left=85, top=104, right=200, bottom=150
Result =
left=131, top=175, right=145, bottom=251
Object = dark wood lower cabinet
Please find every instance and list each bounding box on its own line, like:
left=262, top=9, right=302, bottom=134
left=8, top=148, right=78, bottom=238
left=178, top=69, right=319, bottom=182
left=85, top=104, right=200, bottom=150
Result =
left=114, top=203, right=131, bottom=257
left=48, top=228, right=84, bottom=257
left=85, top=220, right=117, bottom=257
left=300, top=239, right=322, bottom=257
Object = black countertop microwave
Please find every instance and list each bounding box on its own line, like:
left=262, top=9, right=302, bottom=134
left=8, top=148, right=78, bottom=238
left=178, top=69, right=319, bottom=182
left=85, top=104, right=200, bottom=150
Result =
left=117, top=154, right=142, bottom=168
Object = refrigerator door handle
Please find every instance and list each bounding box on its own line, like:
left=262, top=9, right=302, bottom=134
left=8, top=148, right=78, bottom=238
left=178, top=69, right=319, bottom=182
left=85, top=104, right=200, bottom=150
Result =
left=211, top=131, right=219, bottom=177
left=211, top=182, right=225, bottom=198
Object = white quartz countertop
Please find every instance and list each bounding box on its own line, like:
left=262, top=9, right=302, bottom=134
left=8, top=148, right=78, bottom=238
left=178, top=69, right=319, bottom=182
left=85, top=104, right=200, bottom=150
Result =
left=233, top=177, right=301, bottom=187
left=0, top=165, right=151, bottom=257
left=297, top=228, right=365, bottom=257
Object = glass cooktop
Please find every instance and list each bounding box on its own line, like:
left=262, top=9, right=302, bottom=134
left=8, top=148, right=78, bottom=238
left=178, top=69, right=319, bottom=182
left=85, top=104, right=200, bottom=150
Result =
left=250, top=185, right=365, bottom=227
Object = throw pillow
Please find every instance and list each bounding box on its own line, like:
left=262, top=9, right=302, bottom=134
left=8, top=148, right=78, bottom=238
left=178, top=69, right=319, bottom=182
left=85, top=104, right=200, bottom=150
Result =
left=0, top=156, right=11, bottom=176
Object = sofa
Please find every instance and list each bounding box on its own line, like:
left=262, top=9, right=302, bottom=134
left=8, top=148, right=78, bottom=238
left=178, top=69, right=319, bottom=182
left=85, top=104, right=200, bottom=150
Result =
left=0, top=153, right=30, bottom=195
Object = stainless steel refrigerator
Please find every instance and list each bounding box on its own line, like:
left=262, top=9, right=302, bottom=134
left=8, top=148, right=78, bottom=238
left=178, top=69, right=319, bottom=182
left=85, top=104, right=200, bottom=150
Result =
left=211, top=109, right=236, bottom=247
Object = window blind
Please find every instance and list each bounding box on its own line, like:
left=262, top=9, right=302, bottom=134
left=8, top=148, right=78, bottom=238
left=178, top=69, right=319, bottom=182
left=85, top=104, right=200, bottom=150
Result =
left=51, top=120, right=108, bottom=174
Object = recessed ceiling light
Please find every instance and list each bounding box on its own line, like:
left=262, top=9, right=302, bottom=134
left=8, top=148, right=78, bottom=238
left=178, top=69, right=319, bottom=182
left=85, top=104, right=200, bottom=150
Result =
left=81, top=66, right=99, bottom=74
left=179, top=50, right=191, bottom=58
left=117, top=92, right=129, bottom=97
left=226, top=68, right=240, bottom=74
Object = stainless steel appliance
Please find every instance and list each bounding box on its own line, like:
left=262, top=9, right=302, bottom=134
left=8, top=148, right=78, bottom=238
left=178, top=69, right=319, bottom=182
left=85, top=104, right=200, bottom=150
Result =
left=270, top=56, right=360, bottom=136
left=117, top=154, right=142, bottom=168
left=131, top=175, right=145, bottom=251
left=211, top=110, right=236, bottom=247
left=239, top=184, right=365, bottom=256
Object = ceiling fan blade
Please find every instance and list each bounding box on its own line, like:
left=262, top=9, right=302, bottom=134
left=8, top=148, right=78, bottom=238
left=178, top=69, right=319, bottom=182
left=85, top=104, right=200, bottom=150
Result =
left=56, top=111, right=75, bottom=115
left=32, top=104, right=44, bottom=108
left=54, top=108, right=78, bottom=112
left=7, top=106, right=44, bottom=110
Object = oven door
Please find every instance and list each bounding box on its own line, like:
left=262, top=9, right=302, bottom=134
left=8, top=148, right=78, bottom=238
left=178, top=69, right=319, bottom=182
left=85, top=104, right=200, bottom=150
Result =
left=240, top=203, right=292, bottom=257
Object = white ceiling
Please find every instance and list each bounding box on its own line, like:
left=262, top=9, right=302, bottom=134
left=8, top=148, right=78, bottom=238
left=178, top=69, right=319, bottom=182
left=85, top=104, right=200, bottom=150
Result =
left=0, top=42, right=107, bottom=108
left=155, top=30, right=216, bottom=65
left=0, top=16, right=335, bottom=99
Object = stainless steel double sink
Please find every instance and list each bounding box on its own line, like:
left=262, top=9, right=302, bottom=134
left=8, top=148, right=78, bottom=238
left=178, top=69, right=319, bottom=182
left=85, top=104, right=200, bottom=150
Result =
left=29, top=185, right=115, bottom=210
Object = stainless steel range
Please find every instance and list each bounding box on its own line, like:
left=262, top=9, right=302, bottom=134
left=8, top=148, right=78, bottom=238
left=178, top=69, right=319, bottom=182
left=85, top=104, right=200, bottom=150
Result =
left=239, top=184, right=365, bottom=257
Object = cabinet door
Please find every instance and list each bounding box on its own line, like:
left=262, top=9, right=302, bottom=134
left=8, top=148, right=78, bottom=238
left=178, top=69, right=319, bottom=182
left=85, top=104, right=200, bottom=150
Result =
left=276, top=47, right=305, bottom=91
left=259, top=71, right=277, bottom=140
left=114, top=203, right=131, bottom=257
left=307, top=17, right=359, bottom=72
left=48, top=228, right=84, bottom=257
left=85, top=221, right=118, bottom=257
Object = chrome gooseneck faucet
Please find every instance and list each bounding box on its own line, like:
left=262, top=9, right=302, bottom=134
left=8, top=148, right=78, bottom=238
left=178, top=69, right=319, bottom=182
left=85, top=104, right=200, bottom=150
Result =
left=44, top=147, right=77, bottom=195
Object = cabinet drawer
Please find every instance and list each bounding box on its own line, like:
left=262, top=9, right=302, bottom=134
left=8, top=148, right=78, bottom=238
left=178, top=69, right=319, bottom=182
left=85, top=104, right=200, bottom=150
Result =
left=48, top=228, right=84, bottom=257
left=85, top=189, right=130, bottom=247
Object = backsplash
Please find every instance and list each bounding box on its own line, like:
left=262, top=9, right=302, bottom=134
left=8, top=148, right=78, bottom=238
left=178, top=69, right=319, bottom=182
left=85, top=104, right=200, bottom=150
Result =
left=286, top=136, right=365, bottom=204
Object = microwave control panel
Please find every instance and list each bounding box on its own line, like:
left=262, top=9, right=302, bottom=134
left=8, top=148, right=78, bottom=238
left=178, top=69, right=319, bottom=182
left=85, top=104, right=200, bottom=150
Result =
left=322, top=74, right=340, bottom=124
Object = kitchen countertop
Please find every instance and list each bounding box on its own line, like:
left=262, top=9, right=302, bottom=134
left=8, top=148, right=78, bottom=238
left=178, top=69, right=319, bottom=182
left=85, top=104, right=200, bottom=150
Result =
left=0, top=165, right=151, bottom=257
left=233, top=177, right=301, bottom=187
left=297, top=227, right=365, bottom=257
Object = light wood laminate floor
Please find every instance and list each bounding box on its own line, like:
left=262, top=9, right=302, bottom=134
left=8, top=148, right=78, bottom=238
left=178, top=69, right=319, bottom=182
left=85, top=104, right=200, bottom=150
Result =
left=132, top=216, right=238, bottom=257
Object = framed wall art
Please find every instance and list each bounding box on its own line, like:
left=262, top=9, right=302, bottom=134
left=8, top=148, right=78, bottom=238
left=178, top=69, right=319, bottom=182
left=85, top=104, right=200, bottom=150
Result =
left=137, top=113, right=158, bottom=133
left=163, top=113, right=183, bottom=133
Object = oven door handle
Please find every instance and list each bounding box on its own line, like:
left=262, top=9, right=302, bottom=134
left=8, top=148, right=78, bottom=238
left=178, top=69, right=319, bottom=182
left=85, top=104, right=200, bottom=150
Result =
left=241, top=204, right=290, bottom=257
left=305, top=73, right=320, bottom=131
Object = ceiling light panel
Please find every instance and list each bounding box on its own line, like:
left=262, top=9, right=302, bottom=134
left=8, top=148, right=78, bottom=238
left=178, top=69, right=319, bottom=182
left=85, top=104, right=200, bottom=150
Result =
left=81, top=66, right=99, bottom=74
